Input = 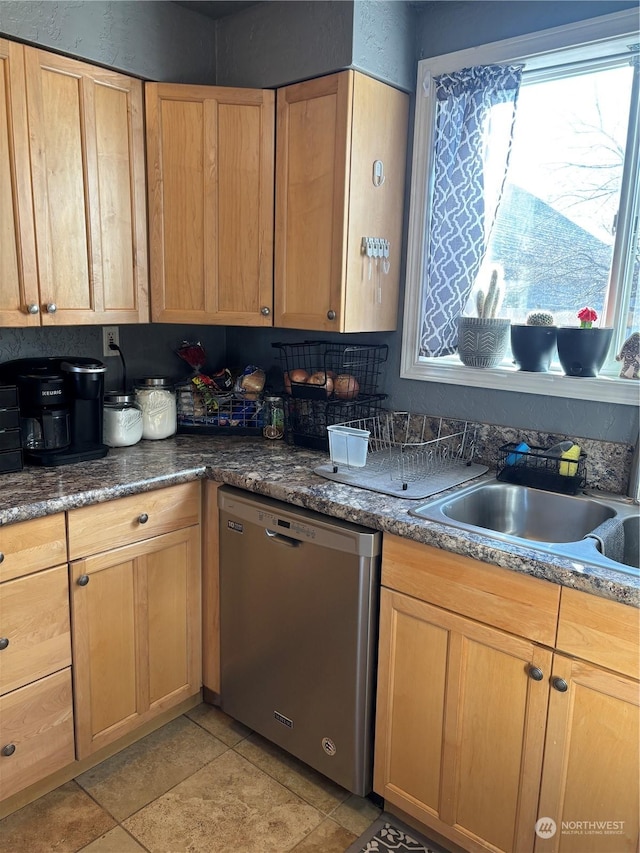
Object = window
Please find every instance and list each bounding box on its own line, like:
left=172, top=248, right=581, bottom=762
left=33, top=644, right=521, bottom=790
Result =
left=402, top=10, right=640, bottom=405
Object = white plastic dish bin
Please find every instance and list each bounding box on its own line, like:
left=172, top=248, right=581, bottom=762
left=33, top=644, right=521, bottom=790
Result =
left=327, top=424, right=370, bottom=468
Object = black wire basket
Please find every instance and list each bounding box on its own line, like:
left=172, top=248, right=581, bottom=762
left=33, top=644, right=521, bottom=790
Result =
left=285, top=394, right=387, bottom=451
left=176, top=383, right=264, bottom=436
left=272, top=341, right=388, bottom=400
left=497, top=443, right=587, bottom=495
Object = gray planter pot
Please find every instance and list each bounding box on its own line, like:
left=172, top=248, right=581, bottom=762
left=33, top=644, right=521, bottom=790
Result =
left=510, top=324, right=558, bottom=372
left=457, top=317, right=511, bottom=368
left=557, top=327, right=614, bottom=377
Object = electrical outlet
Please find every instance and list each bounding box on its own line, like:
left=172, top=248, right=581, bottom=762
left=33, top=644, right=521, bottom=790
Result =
left=102, top=326, right=120, bottom=357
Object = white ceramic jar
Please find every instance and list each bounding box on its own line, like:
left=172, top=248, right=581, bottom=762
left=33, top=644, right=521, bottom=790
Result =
left=103, top=392, right=143, bottom=447
left=134, top=378, right=177, bottom=440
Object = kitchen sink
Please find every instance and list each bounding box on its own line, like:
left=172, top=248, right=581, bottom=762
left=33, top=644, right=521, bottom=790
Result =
left=410, top=478, right=639, bottom=574
left=423, top=481, right=614, bottom=543
left=619, top=514, right=640, bottom=567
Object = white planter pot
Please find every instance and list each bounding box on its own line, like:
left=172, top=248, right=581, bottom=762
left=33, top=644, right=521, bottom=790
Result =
left=457, top=317, right=511, bottom=368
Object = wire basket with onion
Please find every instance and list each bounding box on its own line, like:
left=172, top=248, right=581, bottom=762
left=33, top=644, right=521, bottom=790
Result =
left=272, top=341, right=388, bottom=449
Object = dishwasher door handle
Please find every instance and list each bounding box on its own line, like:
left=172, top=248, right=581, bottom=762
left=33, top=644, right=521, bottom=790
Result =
left=265, top=528, right=301, bottom=547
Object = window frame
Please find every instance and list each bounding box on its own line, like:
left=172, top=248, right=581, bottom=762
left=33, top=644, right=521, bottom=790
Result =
left=401, top=9, right=640, bottom=406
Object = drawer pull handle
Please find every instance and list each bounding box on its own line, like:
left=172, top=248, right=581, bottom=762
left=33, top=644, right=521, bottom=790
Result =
left=77, top=574, right=90, bottom=587
left=2, top=744, right=16, bottom=757
left=528, top=665, right=544, bottom=681
left=0, top=638, right=9, bottom=651
left=138, top=513, right=149, bottom=524
left=552, top=677, right=569, bottom=693
left=0, top=552, right=4, bottom=563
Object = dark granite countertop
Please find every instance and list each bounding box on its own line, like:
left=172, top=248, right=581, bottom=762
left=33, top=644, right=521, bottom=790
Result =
left=0, top=435, right=637, bottom=607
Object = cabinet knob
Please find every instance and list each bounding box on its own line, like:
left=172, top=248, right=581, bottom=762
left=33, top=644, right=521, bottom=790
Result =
left=0, top=552, right=4, bottom=563
left=552, top=676, right=569, bottom=693
left=77, top=574, right=90, bottom=587
left=1, top=744, right=16, bottom=757
left=138, top=513, right=149, bottom=524
left=327, top=310, right=336, bottom=321
left=46, top=303, right=57, bottom=314
left=27, top=303, right=40, bottom=315
left=260, top=306, right=271, bottom=316
left=0, top=638, right=9, bottom=651
left=528, top=665, right=544, bottom=681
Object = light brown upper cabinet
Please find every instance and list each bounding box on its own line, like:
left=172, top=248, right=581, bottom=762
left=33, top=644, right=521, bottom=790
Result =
left=0, top=42, right=148, bottom=326
left=0, top=39, right=39, bottom=327
left=146, top=83, right=275, bottom=325
left=275, top=71, right=409, bottom=332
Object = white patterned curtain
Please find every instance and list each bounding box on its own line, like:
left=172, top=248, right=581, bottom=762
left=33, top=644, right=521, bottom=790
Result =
left=419, top=65, right=522, bottom=357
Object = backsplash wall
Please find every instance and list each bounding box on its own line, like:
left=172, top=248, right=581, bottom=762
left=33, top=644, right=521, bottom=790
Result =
left=227, top=326, right=640, bottom=445
left=0, top=325, right=227, bottom=392
left=1, top=323, right=635, bottom=493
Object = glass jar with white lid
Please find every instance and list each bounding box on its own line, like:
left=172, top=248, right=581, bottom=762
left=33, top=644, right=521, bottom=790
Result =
left=103, top=392, right=143, bottom=447
left=134, top=377, right=177, bottom=440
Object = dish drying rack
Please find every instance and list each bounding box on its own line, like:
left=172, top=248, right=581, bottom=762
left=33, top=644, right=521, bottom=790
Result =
left=313, top=413, right=488, bottom=499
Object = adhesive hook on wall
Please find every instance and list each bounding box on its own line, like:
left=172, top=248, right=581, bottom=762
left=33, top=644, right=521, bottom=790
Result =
left=372, top=160, right=385, bottom=187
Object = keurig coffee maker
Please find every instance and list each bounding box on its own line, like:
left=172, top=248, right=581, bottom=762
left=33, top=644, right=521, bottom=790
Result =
left=0, top=357, right=108, bottom=466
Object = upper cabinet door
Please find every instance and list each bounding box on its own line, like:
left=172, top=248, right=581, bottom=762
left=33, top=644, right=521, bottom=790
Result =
left=0, top=40, right=39, bottom=326
left=24, top=47, right=148, bottom=325
left=146, top=83, right=275, bottom=325
left=275, top=71, right=408, bottom=333
left=275, top=72, right=352, bottom=332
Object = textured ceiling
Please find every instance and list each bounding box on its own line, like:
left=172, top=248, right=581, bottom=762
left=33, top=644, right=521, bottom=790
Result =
left=175, top=1, right=263, bottom=20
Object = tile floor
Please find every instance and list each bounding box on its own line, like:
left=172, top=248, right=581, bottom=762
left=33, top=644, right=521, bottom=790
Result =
left=0, top=704, right=382, bottom=853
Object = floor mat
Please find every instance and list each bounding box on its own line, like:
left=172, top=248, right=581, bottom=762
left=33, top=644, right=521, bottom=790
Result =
left=345, top=813, right=450, bottom=853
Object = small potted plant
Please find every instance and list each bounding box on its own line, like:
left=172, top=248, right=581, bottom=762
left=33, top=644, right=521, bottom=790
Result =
left=556, top=307, right=614, bottom=377
left=457, top=269, right=511, bottom=368
left=510, top=310, right=557, bottom=372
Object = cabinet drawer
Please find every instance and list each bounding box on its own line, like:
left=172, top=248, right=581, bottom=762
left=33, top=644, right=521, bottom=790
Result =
left=0, top=387, right=19, bottom=408
left=0, top=668, right=75, bottom=801
left=0, top=565, right=71, bottom=695
left=557, top=588, right=640, bottom=679
left=0, top=515, right=67, bottom=583
left=67, top=481, right=201, bottom=559
left=382, top=534, right=560, bottom=646
left=0, top=409, right=20, bottom=431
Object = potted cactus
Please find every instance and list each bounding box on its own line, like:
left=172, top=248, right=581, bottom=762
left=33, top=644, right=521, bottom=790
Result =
left=510, top=310, right=557, bottom=372
left=457, top=269, right=511, bottom=368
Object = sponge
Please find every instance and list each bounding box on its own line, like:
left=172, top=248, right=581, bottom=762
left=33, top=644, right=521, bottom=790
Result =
left=559, top=444, right=581, bottom=476
left=506, top=442, right=530, bottom=466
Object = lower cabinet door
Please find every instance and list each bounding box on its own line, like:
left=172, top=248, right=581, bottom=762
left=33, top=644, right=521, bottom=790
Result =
left=71, top=526, right=202, bottom=759
left=0, top=668, right=75, bottom=800
left=0, top=564, right=71, bottom=695
left=535, top=654, right=639, bottom=853
left=374, top=588, right=552, bottom=853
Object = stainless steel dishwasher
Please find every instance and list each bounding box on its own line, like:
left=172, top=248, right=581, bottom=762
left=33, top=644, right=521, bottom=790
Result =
left=218, top=485, right=381, bottom=796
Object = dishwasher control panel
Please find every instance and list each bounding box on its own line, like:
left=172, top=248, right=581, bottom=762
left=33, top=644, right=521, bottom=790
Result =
left=219, top=485, right=381, bottom=558
left=257, top=509, right=317, bottom=541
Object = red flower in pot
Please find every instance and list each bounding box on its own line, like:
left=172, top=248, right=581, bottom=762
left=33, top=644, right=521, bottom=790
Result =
left=557, top=307, right=613, bottom=377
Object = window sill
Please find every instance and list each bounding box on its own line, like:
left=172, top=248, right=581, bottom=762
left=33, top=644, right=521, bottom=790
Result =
left=400, top=357, right=640, bottom=406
